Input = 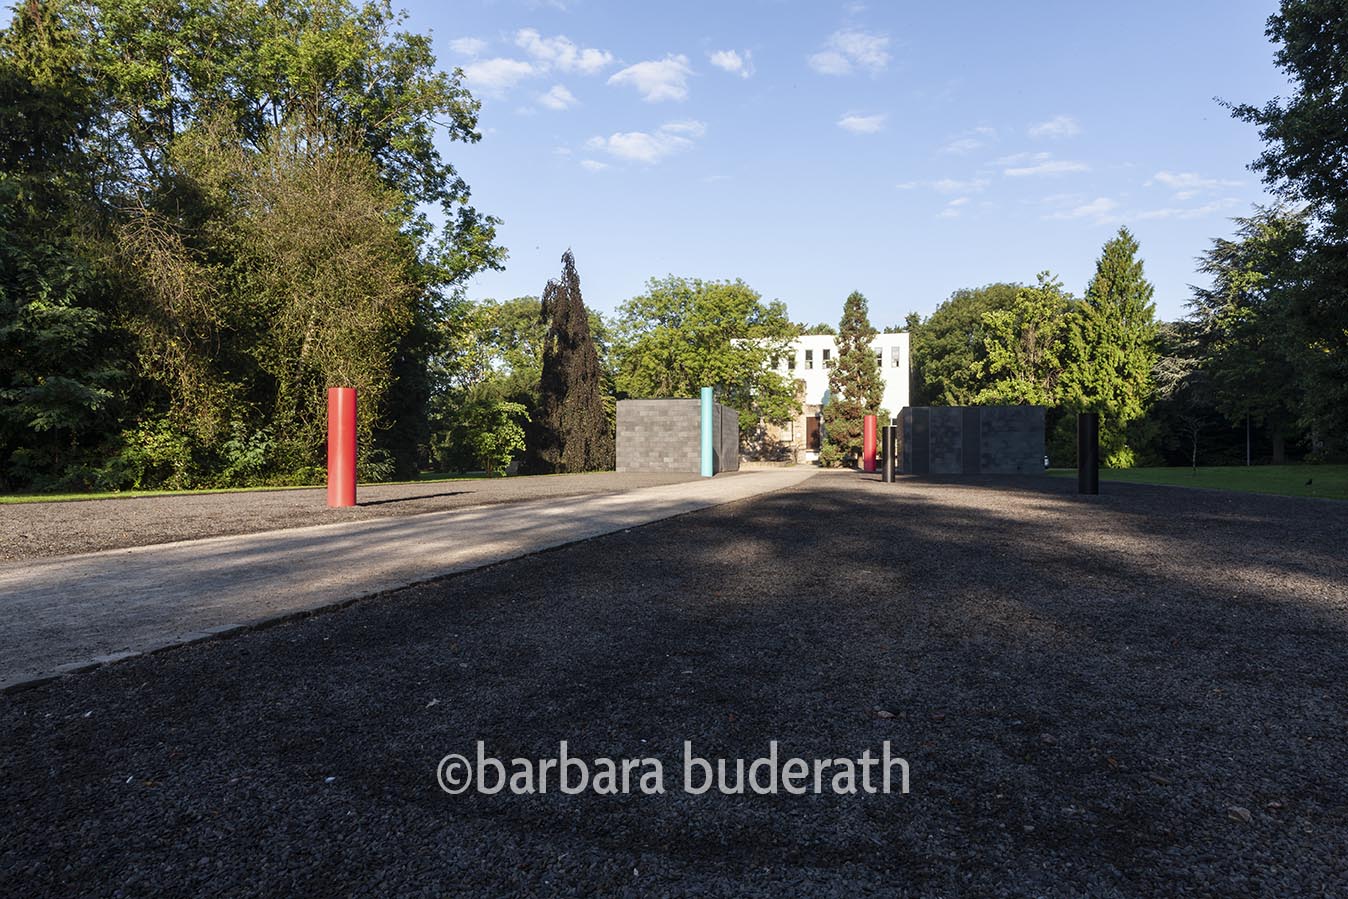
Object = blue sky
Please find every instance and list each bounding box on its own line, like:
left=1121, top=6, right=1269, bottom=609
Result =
left=407, top=0, right=1291, bottom=326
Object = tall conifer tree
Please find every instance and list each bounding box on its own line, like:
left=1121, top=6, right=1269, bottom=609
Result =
left=1061, top=227, right=1159, bottom=466
left=525, top=250, right=614, bottom=473
left=821, top=291, right=885, bottom=465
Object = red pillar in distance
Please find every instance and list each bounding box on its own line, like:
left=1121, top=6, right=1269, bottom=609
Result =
left=327, top=387, right=357, bottom=508
left=863, top=414, right=878, bottom=473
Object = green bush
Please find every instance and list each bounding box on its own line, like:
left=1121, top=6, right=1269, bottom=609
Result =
left=817, top=442, right=843, bottom=468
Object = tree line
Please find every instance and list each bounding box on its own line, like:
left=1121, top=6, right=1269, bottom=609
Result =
left=2, top=0, right=1342, bottom=490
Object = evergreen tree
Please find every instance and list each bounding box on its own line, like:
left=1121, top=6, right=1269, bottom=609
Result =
left=525, top=251, right=613, bottom=473
left=1060, top=228, right=1159, bottom=467
left=821, top=291, right=884, bottom=466
left=1229, top=0, right=1348, bottom=454
left=1189, top=207, right=1309, bottom=463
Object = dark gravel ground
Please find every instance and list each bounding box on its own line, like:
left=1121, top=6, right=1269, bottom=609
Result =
left=3, top=473, right=1347, bottom=897
left=0, top=471, right=702, bottom=562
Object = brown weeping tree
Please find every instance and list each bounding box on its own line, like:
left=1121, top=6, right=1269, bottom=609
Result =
left=524, top=250, right=614, bottom=473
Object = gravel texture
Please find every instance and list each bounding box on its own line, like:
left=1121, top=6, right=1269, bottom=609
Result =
left=3, top=473, right=1347, bottom=896
left=0, top=471, right=702, bottom=561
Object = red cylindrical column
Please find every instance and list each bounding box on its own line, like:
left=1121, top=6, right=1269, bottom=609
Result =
left=863, top=414, right=878, bottom=473
left=327, top=387, right=357, bottom=508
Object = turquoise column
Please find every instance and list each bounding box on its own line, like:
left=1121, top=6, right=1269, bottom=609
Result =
left=700, top=386, right=714, bottom=477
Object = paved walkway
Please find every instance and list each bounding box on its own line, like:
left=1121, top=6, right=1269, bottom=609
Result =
left=0, top=467, right=817, bottom=691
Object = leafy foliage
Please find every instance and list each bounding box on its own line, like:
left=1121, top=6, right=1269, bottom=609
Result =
left=975, top=273, right=1074, bottom=407
left=0, top=0, right=501, bottom=490
left=613, top=276, right=798, bottom=431
left=907, top=283, right=1021, bottom=405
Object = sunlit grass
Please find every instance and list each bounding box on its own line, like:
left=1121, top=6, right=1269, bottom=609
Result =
left=1047, top=464, right=1348, bottom=500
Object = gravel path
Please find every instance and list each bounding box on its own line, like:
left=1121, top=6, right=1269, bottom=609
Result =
left=0, top=468, right=814, bottom=689
left=0, top=472, right=702, bottom=562
left=3, top=473, right=1346, bottom=896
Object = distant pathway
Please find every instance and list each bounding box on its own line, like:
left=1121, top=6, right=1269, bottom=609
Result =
left=1, top=471, right=704, bottom=562
left=0, top=467, right=817, bottom=690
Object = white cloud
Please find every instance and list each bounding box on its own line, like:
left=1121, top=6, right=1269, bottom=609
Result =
left=941, top=126, right=995, bottom=155
left=931, top=177, right=990, bottom=194
left=586, top=120, right=706, bottom=164
left=450, top=37, right=487, bottom=58
left=942, top=137, right=981, bottom=155
left=1000, top=152, right=1089, bottom=176
left=938, top=196, right=971, bottom=219
left=1148, top=171, right=1242, bottom=203
left=1135, top=198, right=1241, bottom=220
left=659, top=119, right=706, bottom=137
left=461, top=58, right=539, bottom=94
left=538, top=84, right=578, bottom=110
left=837, top=112, right=886, bottom=134
left=607, top=55, right=694, bottom=102
left=708, top=49, right=754, bottom=78
left=514, top=29, right=613, bottom=74
left=897, top=178, right=990, bottom=194
left=1048, top=197, right=1118, bottom=222
left=579, top=159, right=608, bottom=172
left=995, top=151, right=1048, bottom=166
left=1150, top=170, right=1240, bottom=191
left=1029, top=114, right=1081, bottom=139
left=1006, top=160, right=1089, bottom=176
left=808, top=29, right=890, bottom=76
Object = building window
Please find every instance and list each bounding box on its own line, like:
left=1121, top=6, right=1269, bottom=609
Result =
left=804, top=349, right=813, bottom=370
left=822, top=348, right=831, bottom=364
left=786, top=351, right=795, bottom=371
left=891, top=346, right=902, bottom=368
left=875, top=349, right=883, bottom=367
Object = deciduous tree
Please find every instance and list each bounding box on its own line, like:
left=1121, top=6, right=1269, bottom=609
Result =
left=908, top=283, right=1021, bottom=405
left=613, top=276, right=797, bottom=431
left=975, top=273, right=1073, bottom=407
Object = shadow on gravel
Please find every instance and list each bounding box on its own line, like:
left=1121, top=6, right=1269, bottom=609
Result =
left=357, top=491, right=470, bottom=507
left=3, top=473, right=1347, bottom=896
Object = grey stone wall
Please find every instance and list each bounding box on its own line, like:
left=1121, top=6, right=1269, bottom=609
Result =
left=616, top=398, right=739, bottom=474
left=896, top=406, right=1045, bottom=476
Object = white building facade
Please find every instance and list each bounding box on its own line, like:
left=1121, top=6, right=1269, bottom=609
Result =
left=756, top=332, right=910, bottom=462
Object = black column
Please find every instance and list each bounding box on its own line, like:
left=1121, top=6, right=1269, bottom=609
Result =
left=1077, top=412, right=1099, bottom=495
left=882, top=425, right=896, bottom=483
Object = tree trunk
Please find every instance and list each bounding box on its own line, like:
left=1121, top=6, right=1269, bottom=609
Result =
left=1272, top=431, right=1286, bottom=465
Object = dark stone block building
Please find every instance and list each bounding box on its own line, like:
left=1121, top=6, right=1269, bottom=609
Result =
left=897, top=406, right=1045, bottom=475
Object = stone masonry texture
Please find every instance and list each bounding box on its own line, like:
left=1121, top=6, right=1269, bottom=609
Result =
left=616, top=399, right=740, bottom=474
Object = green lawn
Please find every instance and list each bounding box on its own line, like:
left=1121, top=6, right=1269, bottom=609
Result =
left=0, top=471, right=490, bottom=505
left=1048, top=464, right=1348, bottom=500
